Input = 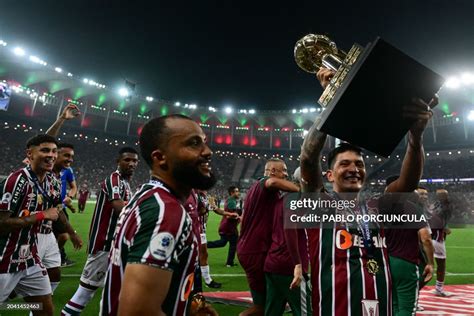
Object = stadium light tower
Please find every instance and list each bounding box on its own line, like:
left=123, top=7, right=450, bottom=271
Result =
left=224, top=106, right=233, bottom=114
left=118, top=87, right=130, bottom=97
left=13, top=47, right=26, bottom=56
left=445, top=77, right=460, bottom=89
left=468, top=110, right=474, bottom=121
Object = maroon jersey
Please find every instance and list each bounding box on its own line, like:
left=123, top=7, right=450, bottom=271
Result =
left=78, top=188, right=90, bottom=203
left=428, top=201, right=451, bottom=242
left=218, top=197, right=240, bottom=236
left=264, top=196, right=309, bottom=275
left=380, top=194, right=428, bottom=265
left=0, top=167, right=61, bottom=273
left=87, top=170, right=131, bottom=255
left=237, top=177, right=280, bottom=255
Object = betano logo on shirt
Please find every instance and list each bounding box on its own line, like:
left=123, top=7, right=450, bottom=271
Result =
left=335, top=229, right=386, bottom=250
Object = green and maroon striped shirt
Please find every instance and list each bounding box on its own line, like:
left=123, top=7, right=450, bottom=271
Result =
left=100, top=180, right=198, bottom=316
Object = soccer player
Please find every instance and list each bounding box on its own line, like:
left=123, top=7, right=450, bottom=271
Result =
left=382, top=177, right=434, bottom=316
left=61, top=147, right=137, bottom=315
left=237, top=158, right=300, bottom=316
left=263, top=178, right=310, bottom=316
left=428, top=189, right=453, bottom=297
left=207, top=186, right=242, bottom=268
left=195, top=190, right=223, bottom=288
left=298, top=67, right=435, bottom=316
left=0, top=135, right=61, bottom=315
left=100, top=115, right=217, bottom=316
left=46, top=104, right=81, bottom=267
left=52, top=143, right=79, bottom=267
left=77, top=184, right=90, bottom=213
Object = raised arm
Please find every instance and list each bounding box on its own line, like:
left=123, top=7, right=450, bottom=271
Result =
left=299, top=68, right=333, bottom=193
left=46, top=104, right=80, bottom=137
left=386, top=97, right=436, bottom=193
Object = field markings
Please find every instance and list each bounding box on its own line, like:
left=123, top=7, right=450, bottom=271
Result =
left=62, top=273, right=247, bottom=277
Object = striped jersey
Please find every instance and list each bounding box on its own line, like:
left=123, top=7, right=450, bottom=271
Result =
left=38, top=171, right=63, bottom=234
left=307, top=196, right=392, bottom=316
left=0, top=167, right=61, bottom=273
left=100, top=180, right=198, bottom=316
left=87, top=170, right=131, bottom=254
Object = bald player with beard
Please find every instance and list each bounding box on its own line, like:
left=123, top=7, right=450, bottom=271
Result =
left=237, top=158, right=300, bottom=316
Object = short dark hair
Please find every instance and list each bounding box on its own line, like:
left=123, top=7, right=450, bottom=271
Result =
left=228, top=186, right=238, bottom=195
left=139, top=114, right=194, bottom=168
left=58, top=143, right=74, bottom=150
left=327, top=143, right=363, bottom=169
left=26, top=134, right=58, bottom=149
left=416, top=186, right=428, bottom=191
left=119, top=147, right=138, bottom=156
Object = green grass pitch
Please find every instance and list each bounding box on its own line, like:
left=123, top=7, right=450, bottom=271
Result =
left=4, top=202, right=473, bottom=315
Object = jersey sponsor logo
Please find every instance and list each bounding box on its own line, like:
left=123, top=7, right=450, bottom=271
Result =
left=335, top=230, right=353, bottom=250
left=11, top=177, right=27, bottom=206
left=112, top=186, right=120, bottom=194
left=149, top=232, right=175, bottom=260
left=1, top=192, right=12, bottom=204
left=335, top=230, right=386, bottom=249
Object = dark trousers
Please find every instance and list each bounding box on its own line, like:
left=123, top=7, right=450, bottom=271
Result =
left=207, top=233, right=238, bottom=265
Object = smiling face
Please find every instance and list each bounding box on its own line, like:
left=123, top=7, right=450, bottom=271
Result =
left=56, top=147, right=74, bottom=169
left=157, top=117, right=216, bottom=190
left=326, top=150, right=366, bottom=193
left=27, top=142, right=58, bottom=175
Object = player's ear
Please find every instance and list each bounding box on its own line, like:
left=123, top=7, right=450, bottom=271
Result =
left=151, top=149, right=167, bottom=169
left=326, top=169, right=334, bottom=183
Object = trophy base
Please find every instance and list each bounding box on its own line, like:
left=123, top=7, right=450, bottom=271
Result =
left=316, top=37, right=444, bottom=157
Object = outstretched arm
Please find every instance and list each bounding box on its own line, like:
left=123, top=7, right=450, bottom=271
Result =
left=46, top=104, right=80, bottom=137
left=386, top=97, right=437, bottom=193
left=299, top=68, right=333, bottom=193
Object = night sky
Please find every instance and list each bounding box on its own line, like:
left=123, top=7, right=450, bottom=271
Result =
left=1, top=0, right=473, bottom=110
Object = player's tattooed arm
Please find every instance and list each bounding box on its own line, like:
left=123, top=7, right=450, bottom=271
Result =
left=299, top=68, right=333, bottom=193
left=299, top=117, right=327, bottom=193
left=0, top=208, right=59, bottom=235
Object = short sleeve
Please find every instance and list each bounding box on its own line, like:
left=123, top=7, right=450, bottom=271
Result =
left=105, top=173, right=121, bottom=201
left=127, top=197, right=191, bottom=271
left=0, top=172, right=28, bottom=214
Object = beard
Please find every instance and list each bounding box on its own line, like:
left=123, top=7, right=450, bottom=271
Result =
left=172, top=161, right=217, bottom=190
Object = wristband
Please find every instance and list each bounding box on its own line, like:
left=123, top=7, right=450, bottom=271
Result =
left=35, top=212, right=46, bottom=222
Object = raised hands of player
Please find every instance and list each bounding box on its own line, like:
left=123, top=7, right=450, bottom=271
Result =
left=70, top=231, right=83, bottom=250
left=422, top=263, right=434, bottom=283
left=316, top=68, right=335, bottom=89
left=44, top=207, right=60, bottom=221
left=289, top=264, right=303, bottom=289
left=404, top=96, right=438, bottom=140
left=226, top=212, right=239, bottom=219
left=61, top=103, right=81, bottom=120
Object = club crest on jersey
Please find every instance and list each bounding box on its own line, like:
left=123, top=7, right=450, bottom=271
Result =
left=112, top=186, right=120, bottom=194
left=149, top=232, right=175, bottom=260
left=1, top=192, right=12, bottom=204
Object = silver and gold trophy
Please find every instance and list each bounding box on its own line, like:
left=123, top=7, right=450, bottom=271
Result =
left=294, top=34, right=445, bottom=157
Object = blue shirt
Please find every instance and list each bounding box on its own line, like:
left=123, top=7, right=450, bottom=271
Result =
left=60, top=167, right=75, bottom=205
